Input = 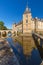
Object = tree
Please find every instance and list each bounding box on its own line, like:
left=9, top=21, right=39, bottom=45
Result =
left=0, top=21, right=8, bottom=30
left=0, top=21, right=4, bottom=26
left=2, top=26, right=8, bottom=30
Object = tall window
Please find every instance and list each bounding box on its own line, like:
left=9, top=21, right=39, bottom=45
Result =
left=26, top=24, right=28, bottom=30
left=26, top=20, right=28, bottom=23
left=26, top=15, right=28, bottom=18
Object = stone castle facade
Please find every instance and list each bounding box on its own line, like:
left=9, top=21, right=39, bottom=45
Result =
left=12, top=6, right=43, bottom=34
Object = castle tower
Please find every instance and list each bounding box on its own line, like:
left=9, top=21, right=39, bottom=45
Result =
left=23, top=4, right=32, bottom=34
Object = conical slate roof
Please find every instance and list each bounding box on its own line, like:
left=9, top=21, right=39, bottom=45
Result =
left=24, top=6, right=31, bottom=14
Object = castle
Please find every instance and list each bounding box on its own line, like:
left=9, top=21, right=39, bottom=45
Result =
left=12, top=5, right=43, bottom=34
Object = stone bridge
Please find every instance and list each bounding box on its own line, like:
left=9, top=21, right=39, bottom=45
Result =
left=32, top=32, right=43, bottom=59
left=0, top=30, right=17, bottom=37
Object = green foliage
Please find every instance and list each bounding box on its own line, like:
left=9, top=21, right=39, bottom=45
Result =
left=0, top=21, right=4, bottom=26
left=2, top=26, right=8, bottom=30
left=0, top=21, right=8, bottom=30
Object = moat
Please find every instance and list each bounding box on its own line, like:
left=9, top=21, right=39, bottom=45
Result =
left=0, top=36, right=42, bottom=65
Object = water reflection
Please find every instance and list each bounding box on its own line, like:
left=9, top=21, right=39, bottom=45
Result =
left=26, top=48, right=42, bottom=65
left=6, top=38, right=27, bottom=65
left=7, top=33, right=12, bottom=37
left=14, top=36, right=42, bottom=65
left=2, top=37, right=42, bottom=65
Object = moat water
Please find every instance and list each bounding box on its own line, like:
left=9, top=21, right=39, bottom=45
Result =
left=6, top=37, right=42, bottom=65
left=0, top=37, right=42, bottom=65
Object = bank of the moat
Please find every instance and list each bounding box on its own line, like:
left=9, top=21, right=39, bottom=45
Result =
left=0, top=37, right=42, bottom=65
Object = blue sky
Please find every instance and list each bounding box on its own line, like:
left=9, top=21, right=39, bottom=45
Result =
left=0, top=0, right=43, bottom=29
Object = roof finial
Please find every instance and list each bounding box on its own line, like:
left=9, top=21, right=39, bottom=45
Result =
left=27, top=0, right=28, bottom=8
left=24, top=0, right=31, bottom=14
left=26, top=0, right=29, bottom=11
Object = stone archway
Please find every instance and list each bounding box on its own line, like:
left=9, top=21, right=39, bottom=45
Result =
left=2, top=31, right=7, bottom=37
left=13, top=31, right=16, bottom=36
left=7, top=31, right=12, bottom=37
